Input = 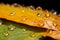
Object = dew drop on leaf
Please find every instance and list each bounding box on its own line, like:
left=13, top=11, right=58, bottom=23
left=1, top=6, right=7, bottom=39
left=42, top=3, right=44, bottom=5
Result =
left=53, top=11, right=57, bottom=15
left=45, top=13, right=50, bottom=17
left=37, top=12, right=41, bottom=16
left=4, top=32, right=9, bottom=37
left=29, top=6, right=35, bottom=10
left=13, top=3, right=19, bottom=7
left=8, top=25, right=15, bottom=31
left=10, top=12, right=15, bottom=16
left=22, top=28, right=26, bottom=32
left=36, top=6, right=42, bottom=10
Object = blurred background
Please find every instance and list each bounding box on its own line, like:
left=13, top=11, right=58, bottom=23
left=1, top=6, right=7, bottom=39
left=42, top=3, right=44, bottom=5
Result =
left=0, top=0, right=60, bottom=13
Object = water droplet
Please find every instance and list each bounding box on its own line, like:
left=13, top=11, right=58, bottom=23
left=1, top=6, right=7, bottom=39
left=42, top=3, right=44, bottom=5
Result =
left=22, top=16, right=27, bottom=21
left=45, top=10, right=49, bottom=13
left=45, top=13, right=50, bottom=17
left=53, top=11, right=57, bottom=15
left=30, top=33, right=35, bottom=37
left=36, top=6, right=42, bottom=10
left=23, top=18, right=26, bottom=21
left=10, top=12, right=15, bottom=16
left=29, top=6, right=35, bottom=10
left=4, top=32, right=9, bottom=36
left=13, top=3, right=19, bottom=7
left=51, top=9, right=57, bottom=15
left=31, top=34, right=35, bottom=37
left=53, top=22, right=57, bottom=26
left=39, top=21, right=44, bottom=27
left=23, top=29, right=26, bottom=32
left=40, top=23, right=44, bottom=27
left=8, top=25, right=15, bottom=31
left=37, top=12, right=41, bottom=16
left=10, top=27, right=15, bottom=31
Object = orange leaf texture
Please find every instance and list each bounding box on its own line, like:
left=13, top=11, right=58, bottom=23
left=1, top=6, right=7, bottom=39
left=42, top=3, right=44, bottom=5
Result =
left=0, top=3, right=60, bottom=31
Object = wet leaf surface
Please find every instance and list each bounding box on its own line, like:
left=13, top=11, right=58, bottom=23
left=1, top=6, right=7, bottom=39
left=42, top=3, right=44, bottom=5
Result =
left=0, top=19, right=45, bottom=40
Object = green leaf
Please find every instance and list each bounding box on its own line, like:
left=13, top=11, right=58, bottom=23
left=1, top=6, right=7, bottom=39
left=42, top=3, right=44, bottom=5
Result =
left=0, top=19, right=45, bottom=40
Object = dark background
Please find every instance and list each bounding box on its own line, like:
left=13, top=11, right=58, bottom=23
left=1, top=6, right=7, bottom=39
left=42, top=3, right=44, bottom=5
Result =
left=0, top=0, right=60, bottom=13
